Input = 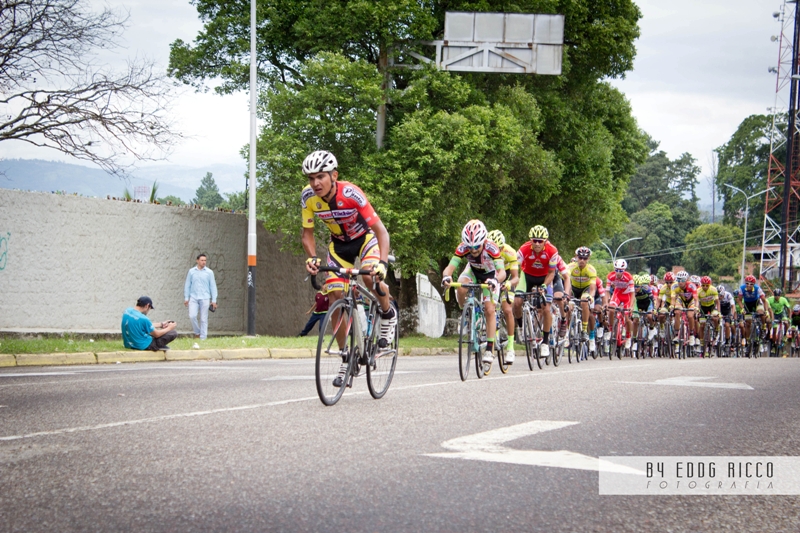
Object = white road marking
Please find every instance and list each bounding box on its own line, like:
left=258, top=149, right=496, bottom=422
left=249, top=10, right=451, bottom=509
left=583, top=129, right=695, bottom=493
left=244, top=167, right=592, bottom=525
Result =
left=0, top=363, right=648, bottom=441
left=618, top=376, right=753, bottom=390
left=426, top=420, right=644, bottom=475
left=263, top=370, right=422, bottom=381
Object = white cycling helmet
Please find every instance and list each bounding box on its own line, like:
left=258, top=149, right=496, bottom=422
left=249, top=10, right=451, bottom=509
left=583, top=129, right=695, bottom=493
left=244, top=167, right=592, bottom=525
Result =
left=717, top=284, right=726, bottom=295
left=690, top=275, right=701, bottom=285
left=302, top=150, right=338, bottom=175
left=676, top=271, right=689, bottom=282
left=613, top=259, right=628, bottom=271
left=462, top=219, right=488, bottom=248
left=794, top=304, right=800, bottom=313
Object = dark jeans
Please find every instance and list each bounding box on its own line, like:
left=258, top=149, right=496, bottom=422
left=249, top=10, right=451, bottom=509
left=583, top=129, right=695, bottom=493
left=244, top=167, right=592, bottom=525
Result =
left=146, top=329, right=178, bottom=351
left=299, top=313, right=326, bottom=336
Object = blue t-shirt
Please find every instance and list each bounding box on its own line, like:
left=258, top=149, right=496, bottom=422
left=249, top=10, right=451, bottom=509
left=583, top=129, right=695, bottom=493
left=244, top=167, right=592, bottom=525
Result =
left=740, top=284, right=764, bottom=304
left=121, top=307, right=154, bottom=350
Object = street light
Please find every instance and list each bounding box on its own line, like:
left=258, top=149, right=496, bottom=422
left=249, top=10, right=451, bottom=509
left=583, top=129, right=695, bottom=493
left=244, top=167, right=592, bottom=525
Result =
left=724, top=183, right=773, bottom=285
left=600, top=237, right=643, bottom=264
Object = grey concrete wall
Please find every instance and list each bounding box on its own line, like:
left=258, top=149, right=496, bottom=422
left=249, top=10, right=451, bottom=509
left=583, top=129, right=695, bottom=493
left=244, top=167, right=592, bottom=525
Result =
left=0, top=189, right=315, bottom=336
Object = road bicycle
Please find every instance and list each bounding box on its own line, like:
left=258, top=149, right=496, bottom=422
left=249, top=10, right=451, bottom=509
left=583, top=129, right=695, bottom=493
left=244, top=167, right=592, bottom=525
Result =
left=494, top=291, right=512, bottom=374
left=673, top=306, right=694, bottom=360
left=652, top=308, right=674, bottom=359
left=310, top=265, right=398, bottom=406
left=744, top=313, right=765, bottom=359
left=565, top=297, right=588, bottom=364
left=789, top=325, right=800, bottom=357
left=631, top=309, right=653, bottom=359
left=550, top=296, right=564, bottom=367
left=606, top=305, right=632, bottom=360
left=699, top=310, right=721, bottom=358
left=767, top=318, right=787, bottom=358
left=445, top=282, right=505, bottom=380
left=517, top=287, right=548, bottom=370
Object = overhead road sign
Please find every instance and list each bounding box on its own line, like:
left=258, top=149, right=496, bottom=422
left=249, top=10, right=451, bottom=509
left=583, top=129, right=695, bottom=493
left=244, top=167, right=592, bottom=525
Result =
left=392, top=12, right=564, bottom=75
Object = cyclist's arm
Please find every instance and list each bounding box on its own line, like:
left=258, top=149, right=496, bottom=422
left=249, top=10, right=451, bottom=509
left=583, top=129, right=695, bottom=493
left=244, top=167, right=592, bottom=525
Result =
left=368, top=219, right=391, bottom=263
left=508, top=266, right=520, bottom=290
left=544, top=266, right=555, bottom=287
left=302, top=227, right=319, bottom=273
left=442, top=258, right=459, bottom=280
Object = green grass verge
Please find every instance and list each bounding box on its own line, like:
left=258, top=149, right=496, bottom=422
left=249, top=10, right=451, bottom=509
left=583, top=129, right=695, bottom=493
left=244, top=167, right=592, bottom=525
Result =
left=0, top=333, right=460, bottom=354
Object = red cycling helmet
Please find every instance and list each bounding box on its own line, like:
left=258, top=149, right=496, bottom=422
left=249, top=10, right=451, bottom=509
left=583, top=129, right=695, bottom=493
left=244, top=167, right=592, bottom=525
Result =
left=700, top=276, right=712, bottom=285
left=664, top=272, right=675, bottom=283
left=744, top=275, right=757, bottom=284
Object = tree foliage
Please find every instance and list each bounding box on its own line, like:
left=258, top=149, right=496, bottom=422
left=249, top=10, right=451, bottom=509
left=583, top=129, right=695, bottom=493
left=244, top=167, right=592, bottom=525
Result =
left=681, top=223, right=743, bottom=278
left=715, top=114, right=784, bottom=237
left=158, top=194, right=186, bottom=206
left=0, top=0, right=181, bottom=177
left=609, top=138, right=702, bottom=272
left=171, top=0, right=648, bottom=291
left=192, top=172, right=224, bottom=209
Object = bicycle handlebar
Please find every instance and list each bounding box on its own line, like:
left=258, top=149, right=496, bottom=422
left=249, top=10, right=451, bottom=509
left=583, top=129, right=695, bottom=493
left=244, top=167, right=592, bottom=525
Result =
left=309, top=265, right=386, bottom=296
left=443, top=282, right=491, bottom=302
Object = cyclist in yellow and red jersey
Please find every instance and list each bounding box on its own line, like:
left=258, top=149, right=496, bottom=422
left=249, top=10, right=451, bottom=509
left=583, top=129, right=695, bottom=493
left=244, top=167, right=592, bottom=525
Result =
left=654, top=271, right=674, bottom=339
left=487, top=229, right=519, bottom=364
left=564, top=247, right=597, bottom=352
left=514, top=225, right=560, bottom=358
left=696, top=276, right=720, bottom=355
left=301, top=151, right=397, bottom=387
left=671, top=270, right=699, bottom=348
left=605, top=259, right=635, bottom=349
left=442, top=220, right=506, bottom=365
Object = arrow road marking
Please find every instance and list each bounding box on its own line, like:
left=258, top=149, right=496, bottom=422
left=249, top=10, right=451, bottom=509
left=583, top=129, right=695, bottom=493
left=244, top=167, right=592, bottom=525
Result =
left=425, top=420, right=644, bottom=475
left=618, top=376, right=753, bottom=390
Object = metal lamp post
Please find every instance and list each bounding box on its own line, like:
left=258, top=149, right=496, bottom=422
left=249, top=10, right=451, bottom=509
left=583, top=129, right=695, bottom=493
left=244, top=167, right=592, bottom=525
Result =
left=724, top=184, right=773, bottom=285
left=600, top=237, right=643, bottom=264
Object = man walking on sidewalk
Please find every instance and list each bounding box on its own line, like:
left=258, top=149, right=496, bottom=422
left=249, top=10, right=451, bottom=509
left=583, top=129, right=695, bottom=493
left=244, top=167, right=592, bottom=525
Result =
left=184, top=253, right=218, bottom=340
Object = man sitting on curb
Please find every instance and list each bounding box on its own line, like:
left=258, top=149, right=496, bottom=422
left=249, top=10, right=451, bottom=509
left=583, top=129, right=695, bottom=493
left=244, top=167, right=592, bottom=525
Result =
left=121, top=296, right=178, bottom=352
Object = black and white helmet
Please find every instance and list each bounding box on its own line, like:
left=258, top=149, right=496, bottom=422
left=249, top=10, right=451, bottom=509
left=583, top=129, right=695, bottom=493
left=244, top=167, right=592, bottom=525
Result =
left=302, top=150, right=338, bottom=175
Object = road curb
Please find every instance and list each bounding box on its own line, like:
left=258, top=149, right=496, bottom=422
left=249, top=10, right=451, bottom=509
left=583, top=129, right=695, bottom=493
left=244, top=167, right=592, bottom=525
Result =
left=219, top=348, right=270, bottom=360
left=166, top=349, right=220, bottom=361
left=270, top=348, right=313, bottom=359
left=0, top=354, right=16, bottom=367
left=15, top=352, right=97, bottom=366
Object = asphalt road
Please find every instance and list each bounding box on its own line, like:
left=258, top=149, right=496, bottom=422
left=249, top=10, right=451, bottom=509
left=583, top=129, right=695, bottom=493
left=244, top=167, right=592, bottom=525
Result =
left=1, top=354, right=799, bottom=532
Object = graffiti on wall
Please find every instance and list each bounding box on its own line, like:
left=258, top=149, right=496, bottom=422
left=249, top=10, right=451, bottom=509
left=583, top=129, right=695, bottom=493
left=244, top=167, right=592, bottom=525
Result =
left=0, top=233, right=8, bottom=271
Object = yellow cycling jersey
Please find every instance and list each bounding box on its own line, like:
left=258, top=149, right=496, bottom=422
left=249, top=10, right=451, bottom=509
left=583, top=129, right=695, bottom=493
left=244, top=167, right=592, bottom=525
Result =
left=566, top=261, right=597, bottom=289
left=697, top=286, right=719, bottom=308
left=497, top=243, right=519, bottom=272
left=658, top=284, right=671, bottom=303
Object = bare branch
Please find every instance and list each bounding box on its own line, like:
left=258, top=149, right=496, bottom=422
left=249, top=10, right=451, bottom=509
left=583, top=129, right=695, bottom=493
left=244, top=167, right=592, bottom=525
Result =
left=0, top=0, right=181, bottom=177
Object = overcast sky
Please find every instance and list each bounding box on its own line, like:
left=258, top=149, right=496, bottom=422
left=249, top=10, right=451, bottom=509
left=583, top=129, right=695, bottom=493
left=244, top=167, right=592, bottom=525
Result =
left=0, top=0, right=788, bottom=198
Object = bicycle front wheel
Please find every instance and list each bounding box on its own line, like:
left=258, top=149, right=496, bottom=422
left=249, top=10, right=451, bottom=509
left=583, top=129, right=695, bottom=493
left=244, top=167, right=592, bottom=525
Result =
left=496, top=313, right=510, bottom=374
left=458, top=303, right=475, bottom=381
left=316, top=299, right=355, bottom=406
left=366, top=308, right=399, bottom=400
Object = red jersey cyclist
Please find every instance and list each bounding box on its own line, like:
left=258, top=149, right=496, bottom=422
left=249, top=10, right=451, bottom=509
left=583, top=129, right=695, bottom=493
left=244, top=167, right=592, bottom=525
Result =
left=513, top=225, right=560, bottom=358
left=442, top=220, right=506, bottom=365
left=301, top=150, right=397, bottom=386
left=605, top=259, right=635, bottom=350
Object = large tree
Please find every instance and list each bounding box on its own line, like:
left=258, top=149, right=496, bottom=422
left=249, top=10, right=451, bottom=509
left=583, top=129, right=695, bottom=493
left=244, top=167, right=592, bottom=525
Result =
left=170, top=0, right=648, bottom=313
left=192, top=172, right=224, bottom=209
left=0, top=0, right=181, bottom=177
left=681, top=223, right=743, bottom=278
left=715, top=114, right=786, bottom=234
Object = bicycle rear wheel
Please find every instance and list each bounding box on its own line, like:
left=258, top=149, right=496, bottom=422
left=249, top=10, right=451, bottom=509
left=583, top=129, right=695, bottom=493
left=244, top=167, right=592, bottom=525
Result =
left=567, top=318, right=579, bottom=364
left=316, top=299, right=355, bottom=406
left=366, top=308, right=399, bottom=399
left=458, top=303, right=475, bottom=381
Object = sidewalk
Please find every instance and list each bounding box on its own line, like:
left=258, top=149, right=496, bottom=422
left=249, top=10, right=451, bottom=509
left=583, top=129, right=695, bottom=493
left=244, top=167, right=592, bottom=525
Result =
left=0, top=346, right=454, bottom=367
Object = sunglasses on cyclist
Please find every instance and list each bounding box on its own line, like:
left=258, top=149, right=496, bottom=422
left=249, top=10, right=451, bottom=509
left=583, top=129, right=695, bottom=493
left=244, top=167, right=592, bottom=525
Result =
left=531, top=239, right=545, bottom=244
left=467, top=244, right=482, bottom=251
left=614, top=269, right=625, bottom=274
left=745, top=282, right=754, bottom=287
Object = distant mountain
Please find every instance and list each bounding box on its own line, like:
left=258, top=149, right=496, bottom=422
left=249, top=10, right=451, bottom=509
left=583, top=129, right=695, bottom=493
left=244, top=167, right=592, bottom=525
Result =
left=0, top=159, right=247, bottom=202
